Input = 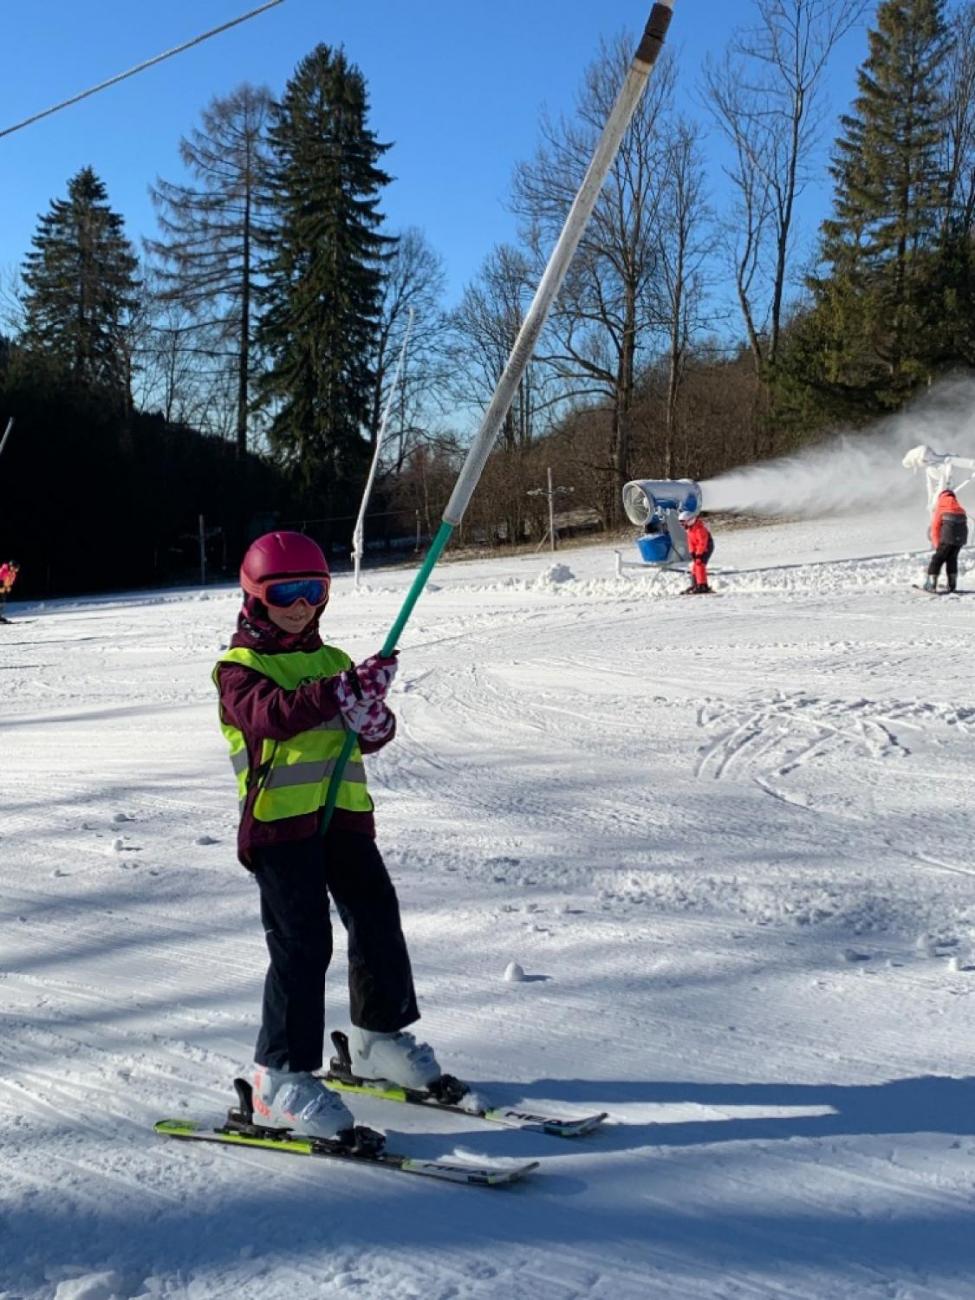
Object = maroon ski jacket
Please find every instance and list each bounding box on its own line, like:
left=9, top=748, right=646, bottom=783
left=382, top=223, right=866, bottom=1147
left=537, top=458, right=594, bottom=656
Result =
left=216, top=599, right=395, bottom=868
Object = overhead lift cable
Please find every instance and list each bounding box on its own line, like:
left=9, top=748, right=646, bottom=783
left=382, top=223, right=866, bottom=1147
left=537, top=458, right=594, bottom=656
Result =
left=0, top=0, right=286, bottom=141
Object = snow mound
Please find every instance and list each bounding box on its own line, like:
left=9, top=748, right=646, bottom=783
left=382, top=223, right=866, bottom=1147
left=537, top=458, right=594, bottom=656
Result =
left=536, top=563, right=575, bottom=587
left=53, top=1272, right=125, bottom=1300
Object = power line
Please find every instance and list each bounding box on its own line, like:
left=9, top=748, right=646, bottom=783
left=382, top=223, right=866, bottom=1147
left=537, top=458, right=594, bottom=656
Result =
left=0, top=0, right=286, bottom=142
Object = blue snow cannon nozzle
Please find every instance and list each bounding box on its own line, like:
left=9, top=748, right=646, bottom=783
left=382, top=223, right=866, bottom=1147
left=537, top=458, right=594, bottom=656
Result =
left=636, top=534, right=671, bottom=563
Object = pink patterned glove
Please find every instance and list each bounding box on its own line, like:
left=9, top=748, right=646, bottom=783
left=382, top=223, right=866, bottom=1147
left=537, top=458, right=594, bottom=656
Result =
left=343, top=653, right=398, bottom=703
left=333, top=683, right=394, bottom=738
left=357, top=701, right=395, bottom=742
left=333, top=654, right=397, bottom=731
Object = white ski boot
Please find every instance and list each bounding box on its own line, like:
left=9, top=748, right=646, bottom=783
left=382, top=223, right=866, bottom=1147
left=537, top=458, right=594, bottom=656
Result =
left=347, top=1027, right=442, bottom=1090
left=251, top=1064, right=355, bottom=1139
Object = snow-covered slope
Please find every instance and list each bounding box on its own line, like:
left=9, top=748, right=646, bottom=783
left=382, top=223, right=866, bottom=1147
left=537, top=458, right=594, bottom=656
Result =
left=2, top=508, right=974, bottom=1300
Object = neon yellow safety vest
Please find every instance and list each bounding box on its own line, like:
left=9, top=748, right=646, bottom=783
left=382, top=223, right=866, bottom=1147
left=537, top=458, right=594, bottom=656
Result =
left=214, top=645, right=373, bottom=822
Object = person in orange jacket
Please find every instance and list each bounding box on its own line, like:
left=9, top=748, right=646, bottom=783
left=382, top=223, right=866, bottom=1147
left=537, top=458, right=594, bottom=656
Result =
left=678, top=509, right=713, bottom=594
left=923, top=489, right=968, bottom=592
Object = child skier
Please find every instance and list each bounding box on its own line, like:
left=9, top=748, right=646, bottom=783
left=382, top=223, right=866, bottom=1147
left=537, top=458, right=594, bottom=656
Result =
left=923, top=488, right=968, bottom=592
left=215, top=531, right=443, bottom=1140
left=679, top=509, right=713, bottom=594
left=0, top=559, right=20, bottom=622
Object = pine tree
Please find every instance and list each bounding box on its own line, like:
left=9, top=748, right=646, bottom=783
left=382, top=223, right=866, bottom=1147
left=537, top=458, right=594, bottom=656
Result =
left=148, top=84, right=272, bottom=459
left=809, top=0, right=953, bottom=403
left=22, top=167, right=139, bottom=399
left=255, top=45, right=393, bottom=500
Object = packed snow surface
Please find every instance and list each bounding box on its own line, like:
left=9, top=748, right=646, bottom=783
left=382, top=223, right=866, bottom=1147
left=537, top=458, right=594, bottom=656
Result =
left=2, top=506, right=975, bottom=1299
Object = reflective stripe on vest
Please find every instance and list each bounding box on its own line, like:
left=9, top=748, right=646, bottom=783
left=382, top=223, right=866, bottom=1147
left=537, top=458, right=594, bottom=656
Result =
left=214, top=644, right=373, bottom=821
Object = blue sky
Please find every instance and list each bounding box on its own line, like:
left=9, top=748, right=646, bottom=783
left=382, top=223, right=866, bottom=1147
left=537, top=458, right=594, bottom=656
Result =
left=0, top=0, right=872, bottom=312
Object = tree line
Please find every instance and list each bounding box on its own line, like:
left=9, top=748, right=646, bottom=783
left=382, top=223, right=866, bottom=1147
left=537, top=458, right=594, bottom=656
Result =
left=1, top=0, right=973, bottom=597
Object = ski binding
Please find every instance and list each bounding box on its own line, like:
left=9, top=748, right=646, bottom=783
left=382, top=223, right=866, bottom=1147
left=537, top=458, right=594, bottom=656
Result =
left=155, top=1078, right=538, bottom=1187
left=323, top=1031, right=608, bottom=1139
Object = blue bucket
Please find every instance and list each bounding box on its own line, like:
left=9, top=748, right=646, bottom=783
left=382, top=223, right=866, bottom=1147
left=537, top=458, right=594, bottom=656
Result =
left=636, top=534, right=671, bottom=563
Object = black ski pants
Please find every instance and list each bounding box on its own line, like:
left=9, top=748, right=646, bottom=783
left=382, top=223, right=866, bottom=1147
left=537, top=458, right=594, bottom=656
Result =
left=251, top=830, right=420, bottom=1072
left=927, top=542, right=962, bottom=587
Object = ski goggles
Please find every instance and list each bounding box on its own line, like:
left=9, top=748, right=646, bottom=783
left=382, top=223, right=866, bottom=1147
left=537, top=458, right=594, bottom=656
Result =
left=260, top=577, right=330, bottom=608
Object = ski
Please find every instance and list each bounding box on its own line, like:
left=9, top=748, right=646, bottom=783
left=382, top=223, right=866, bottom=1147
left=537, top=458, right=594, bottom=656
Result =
left=155, top=1119, right=538, bottom=1186
left=322, top=1031, right=608, bottom=1139
left=155, top=1080, right=538, bottom=1188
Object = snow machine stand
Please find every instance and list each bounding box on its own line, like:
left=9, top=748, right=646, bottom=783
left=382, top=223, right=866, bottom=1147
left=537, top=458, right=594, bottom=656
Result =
left=318, top=2, right=679, bottom=833
left=614, top=478, right=701, bottom=580
left=903, top=445, right=975, bottom=509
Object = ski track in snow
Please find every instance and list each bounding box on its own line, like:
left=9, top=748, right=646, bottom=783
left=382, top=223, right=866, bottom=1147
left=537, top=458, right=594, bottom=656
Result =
left=2, top=508, right=975, bottom=1299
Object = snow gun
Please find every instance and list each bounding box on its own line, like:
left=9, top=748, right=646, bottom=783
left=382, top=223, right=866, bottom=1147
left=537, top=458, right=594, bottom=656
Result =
left=903, top=446, right=975, bottom=509
left=319, top=2, right=679, bottom=834
left=614, top=479, right=702, bottom=577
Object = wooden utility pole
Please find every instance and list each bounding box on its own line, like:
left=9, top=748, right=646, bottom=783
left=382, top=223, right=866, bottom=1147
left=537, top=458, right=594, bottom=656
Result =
left=528, top=467, right=573, bottom=552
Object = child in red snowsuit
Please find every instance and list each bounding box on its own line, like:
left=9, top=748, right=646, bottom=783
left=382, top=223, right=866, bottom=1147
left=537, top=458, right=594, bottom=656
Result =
left=0, top=560, right=19, bottom=622
left=679, top=511, right=712, bottom=594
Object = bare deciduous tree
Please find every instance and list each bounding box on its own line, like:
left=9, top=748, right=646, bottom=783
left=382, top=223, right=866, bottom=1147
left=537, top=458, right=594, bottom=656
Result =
left=446, top=243, right=551, bottom=543
left=147, top=83, right=272, bottom=458
left=943, top=2, right=975, bottom=236
left=0, top=266, right=25, bottom=338
left=656, top=117, right=715, bottom=476
left=370, top=227, right=450, bottom=474
left=448, top=245, right=534, bottom=443
left=703, top=0, right=870, bottom=389
left=513, top=34, right=677, bottom=520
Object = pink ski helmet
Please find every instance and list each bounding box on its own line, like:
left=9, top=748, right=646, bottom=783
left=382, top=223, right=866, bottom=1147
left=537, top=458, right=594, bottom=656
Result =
left=240, top=531, right=330, bottom=603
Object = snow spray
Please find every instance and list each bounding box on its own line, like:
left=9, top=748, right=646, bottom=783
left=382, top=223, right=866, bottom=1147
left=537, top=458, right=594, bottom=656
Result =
left=702, top=375, right=975, bottom=517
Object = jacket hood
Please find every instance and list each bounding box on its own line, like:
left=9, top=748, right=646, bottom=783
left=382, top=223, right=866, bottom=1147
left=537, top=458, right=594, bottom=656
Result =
left=230, top=595, right=325, bottom=654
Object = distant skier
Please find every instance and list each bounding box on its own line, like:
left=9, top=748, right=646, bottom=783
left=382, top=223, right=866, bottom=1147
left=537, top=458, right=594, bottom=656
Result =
left=0, top=559, right=20, bottom=622
left=679, top=509, right=713, bottom=594
left=214, top=531, right=444, bottom=1141
left=923, top=489, right=968, bottom=592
